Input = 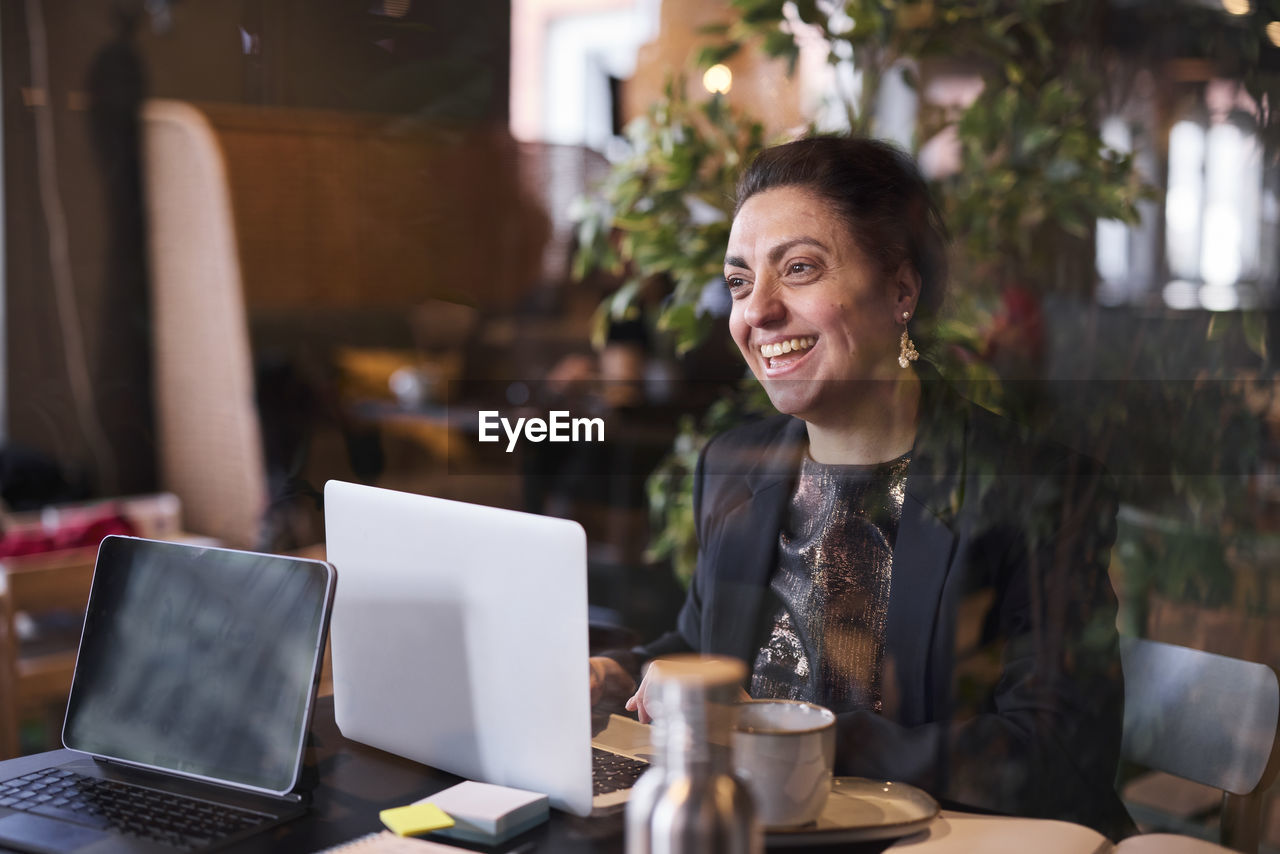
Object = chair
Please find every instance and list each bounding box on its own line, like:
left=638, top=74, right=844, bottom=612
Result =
left=140, top=100, right=559, bottom=550
left=142, top=100, right=270, bottom=550
left=0, top=495, right=187, bottom=757
left=0, top=547, right=99, bottom=758
left=1119, top=635, right=1280, bottom=853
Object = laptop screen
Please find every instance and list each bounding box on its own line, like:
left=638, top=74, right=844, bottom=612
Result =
left=62, top=536, right=334, bottom=795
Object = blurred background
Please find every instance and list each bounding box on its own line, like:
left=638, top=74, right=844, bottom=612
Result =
left=1, top=0, right=1280, bottom=845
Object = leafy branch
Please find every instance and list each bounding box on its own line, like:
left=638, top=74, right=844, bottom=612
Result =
left=572, top=82, right=767, bottom=356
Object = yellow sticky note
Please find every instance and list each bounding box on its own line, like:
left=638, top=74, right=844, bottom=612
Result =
left=378, top=802, right=455, bottom=837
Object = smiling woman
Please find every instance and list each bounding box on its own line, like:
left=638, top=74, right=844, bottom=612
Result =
left=590, top=136, right=1136, bottom=841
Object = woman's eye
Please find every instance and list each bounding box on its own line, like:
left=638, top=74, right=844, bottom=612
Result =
left=787, top=262, right=814, bottom=276
left=726, top=275, right=749, bottom=291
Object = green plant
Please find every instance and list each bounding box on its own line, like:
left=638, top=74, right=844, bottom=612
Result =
left=573, top=82, right=766, bottom=357
left=645, top=380, right=773, bottom=582
left=707, top=0, right=1151, bottom=295
left=573, top=0, right=1274, bottom=587
left=572, top=86, right=772, bottom=582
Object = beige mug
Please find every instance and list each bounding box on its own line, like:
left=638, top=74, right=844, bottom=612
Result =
left=731, top=699, right=836, bottom=829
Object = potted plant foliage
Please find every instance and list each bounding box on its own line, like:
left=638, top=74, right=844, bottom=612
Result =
left=574, top=0, right=1279, bottom=599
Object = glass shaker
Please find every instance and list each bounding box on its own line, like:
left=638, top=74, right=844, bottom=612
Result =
left=625, top=655, right=761, bottom=854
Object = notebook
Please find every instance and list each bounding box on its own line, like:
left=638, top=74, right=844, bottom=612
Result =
left=323, top=480, right=654, bottom=818
left=317, top=832, right=469, bottom=853
left=886, top=810, right=1217, bottom=854
left=0, top=535, right=336, bottom=853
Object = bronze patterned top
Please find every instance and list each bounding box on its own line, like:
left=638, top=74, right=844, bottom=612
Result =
left=750, top=451, right=910, bottom=713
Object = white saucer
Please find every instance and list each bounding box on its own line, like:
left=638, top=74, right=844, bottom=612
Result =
left=765, top=777, right=939, bottom=847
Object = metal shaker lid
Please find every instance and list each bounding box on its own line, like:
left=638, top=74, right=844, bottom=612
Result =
left=647, top=654, right=747, bottom=687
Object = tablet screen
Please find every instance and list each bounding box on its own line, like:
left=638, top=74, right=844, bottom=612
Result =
left=62, top=536, right=334, bottom=794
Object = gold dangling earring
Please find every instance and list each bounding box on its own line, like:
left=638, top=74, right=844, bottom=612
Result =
left=898, top=311, right=919, bottom=369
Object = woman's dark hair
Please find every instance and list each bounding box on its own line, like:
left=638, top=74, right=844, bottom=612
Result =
left=735, top=136, right=949, bottom=331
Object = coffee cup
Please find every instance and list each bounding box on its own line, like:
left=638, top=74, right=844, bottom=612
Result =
left=731, top=699, right=836, bottom=829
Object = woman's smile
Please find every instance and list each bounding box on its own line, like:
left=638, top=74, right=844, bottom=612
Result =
left=759, top=336, right=817, bottom=373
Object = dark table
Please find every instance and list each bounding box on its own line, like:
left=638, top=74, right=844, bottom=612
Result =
left=256, top=697, right=899, bottom=853
left=7, top=697, right=900, bottom=853
left=221, top=697, right=630, bottom=854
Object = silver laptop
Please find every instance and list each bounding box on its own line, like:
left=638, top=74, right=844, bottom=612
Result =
left=323, top=480, right=653, bottom=817
left=0, top=535, right=336, bottom=853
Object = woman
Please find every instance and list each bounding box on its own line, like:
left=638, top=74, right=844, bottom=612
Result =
left=589, top=136, right=1134, bottom=839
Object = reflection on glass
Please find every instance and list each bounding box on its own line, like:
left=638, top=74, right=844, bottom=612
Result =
left=1202, top=122, right=1245, bottom=288
left=1166, top=120, right=1206, bottom=282
left=1164, top=102, right=1267, bottom=310
left=1097, top=118, right=1132, bottom=288
left=1161, top=279, right=1200, bottom=310
left=1199, top=283, right=1240, bottom=311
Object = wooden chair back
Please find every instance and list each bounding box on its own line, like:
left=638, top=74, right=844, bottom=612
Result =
left=0, top=547, right=98, bottom=758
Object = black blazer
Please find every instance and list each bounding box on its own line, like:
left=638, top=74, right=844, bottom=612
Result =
left=637, top=373, right=1136, bottom=839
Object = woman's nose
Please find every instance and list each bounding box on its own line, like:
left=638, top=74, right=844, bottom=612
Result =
left=742, top=280, right=785, bottom=328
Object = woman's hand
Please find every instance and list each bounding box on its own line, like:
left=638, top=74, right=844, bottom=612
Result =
left=589, top=656, right=636, bottom=708
left=623, top=663, right=658, bottom=723
left=622, top=662, right=753, bottom=724
left=602, top=657, right=754, bottom=723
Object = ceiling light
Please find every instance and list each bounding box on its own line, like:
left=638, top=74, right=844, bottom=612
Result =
left=702, top=64, right=732, bottom=95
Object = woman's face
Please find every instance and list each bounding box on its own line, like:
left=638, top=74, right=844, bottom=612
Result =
left=725, top=185, right=915, bottom=422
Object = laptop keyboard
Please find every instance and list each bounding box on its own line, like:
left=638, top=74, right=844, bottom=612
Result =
left=0, top=768, right=273, bottom=851
left=591, top=747, right=649, bottom=796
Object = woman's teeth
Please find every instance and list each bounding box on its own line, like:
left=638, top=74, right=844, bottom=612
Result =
left=760, top=337, right=815, bottom=359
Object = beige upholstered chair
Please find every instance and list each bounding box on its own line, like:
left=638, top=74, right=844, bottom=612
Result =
left=142, top=100, right=267, bottom=549
left=140, top=100, right=553, bottom=548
